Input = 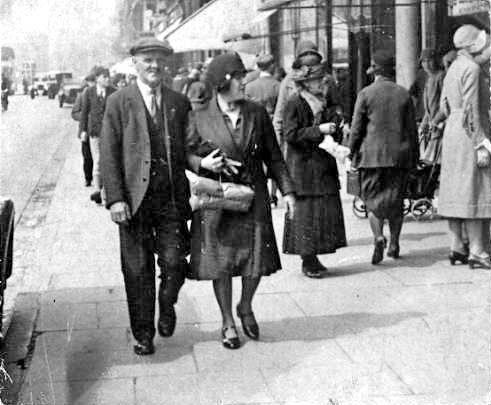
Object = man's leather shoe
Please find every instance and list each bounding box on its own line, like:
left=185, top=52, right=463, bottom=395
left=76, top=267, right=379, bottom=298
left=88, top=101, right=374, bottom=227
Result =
left=90, top=191, right=102, bottom=204
left=133, top=338, right=154, bottom=355
left=158, top=306, right=176, bottom=337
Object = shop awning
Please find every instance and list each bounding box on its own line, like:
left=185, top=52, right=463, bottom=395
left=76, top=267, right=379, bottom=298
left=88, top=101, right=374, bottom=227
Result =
left=257, top=0, right=295, bottom=11
left=160, top=0, right=277, bottom=53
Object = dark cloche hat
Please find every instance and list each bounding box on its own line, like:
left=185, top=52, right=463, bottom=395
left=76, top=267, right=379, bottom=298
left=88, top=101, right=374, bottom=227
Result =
left=206, top=53, right=246, bottom=87
left=129, top=37, right=173, bottom=56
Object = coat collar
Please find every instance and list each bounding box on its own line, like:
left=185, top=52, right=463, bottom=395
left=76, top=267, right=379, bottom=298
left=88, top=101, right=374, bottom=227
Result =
left=201, top=93, right=255, bottom=159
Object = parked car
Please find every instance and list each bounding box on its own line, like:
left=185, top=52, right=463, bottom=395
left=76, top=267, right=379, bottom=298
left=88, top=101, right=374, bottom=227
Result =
left=0, top=198, right=14, bottom=344
left=58, top=80, right=82, bottom=107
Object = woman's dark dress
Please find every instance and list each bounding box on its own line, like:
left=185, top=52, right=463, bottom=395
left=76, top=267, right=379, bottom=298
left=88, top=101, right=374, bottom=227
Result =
left=282, top=94, right=347, bottom=255
left=186, top=97, right=295, bottom=280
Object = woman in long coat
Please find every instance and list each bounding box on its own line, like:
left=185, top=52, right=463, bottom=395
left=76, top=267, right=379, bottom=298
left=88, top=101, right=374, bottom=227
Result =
left=186, top=54, right=296, bottom=349
left=438, top=24, right=491, bottom=269
left=282, top=63, right=347, bottom=278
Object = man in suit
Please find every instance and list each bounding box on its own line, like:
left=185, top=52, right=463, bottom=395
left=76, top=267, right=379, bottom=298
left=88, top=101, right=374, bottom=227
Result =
left=72, top=73, right=96, bottom=187
left=80, top=66, right=117, bottom=204
left=245, top=54, right=281, bottom=205
left=348, top=50, right=419, bottom=264
left=101, top=37, right=191, bottom=355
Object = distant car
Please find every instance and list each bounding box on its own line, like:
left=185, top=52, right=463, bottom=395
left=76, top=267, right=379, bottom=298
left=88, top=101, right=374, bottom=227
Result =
left=0, top=198, right=14, bottom=344
left=58, top=80, right=82, bottom=107
left=47, top=81, right=59, bottom=99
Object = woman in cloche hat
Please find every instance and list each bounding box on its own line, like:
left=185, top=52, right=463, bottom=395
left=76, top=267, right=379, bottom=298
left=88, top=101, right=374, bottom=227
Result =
left=185, top=53, right=296, bottom=349
left=282, top=63, right=347, bottom=278
left=438, top=24, right=491, bottom=269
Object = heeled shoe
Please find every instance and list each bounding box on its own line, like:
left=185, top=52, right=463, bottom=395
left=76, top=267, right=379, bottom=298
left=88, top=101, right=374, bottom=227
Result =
left=448, top=251, right=468, bottom=265
left=387, top=244, right=400, bottom=259
left=221, top=325, right=241, bottom=349
left=371, top=237, right=387, bottom=265
left=270, top=195, right=278, bottom=207
left=236, top=305, right=259, bottom=340
left=468, top=255, right=491, bottom=270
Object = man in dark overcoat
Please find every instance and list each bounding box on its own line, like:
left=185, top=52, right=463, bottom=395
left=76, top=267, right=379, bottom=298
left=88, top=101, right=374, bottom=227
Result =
left=101, top=37, right=192, bottom=355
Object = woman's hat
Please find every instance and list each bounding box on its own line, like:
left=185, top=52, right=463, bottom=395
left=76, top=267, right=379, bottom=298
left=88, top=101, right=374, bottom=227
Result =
left=291, top=63, right=326, bottom=82
left=296, top=40, right=323, bottom=60
left=206, top=53, right=246, bottom=87
left=453, top=24, right=487, bottom=53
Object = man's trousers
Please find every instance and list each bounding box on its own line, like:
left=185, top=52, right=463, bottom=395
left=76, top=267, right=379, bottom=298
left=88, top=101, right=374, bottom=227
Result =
left=118, top=197, right=189, bottom=342
left=81, top=140, right=93, bottom=184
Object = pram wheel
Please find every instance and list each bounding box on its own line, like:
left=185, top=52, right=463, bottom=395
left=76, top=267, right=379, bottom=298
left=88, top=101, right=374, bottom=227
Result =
left=352, top=196, right=367, bottom=219
left=411, top=198, right=432, bottom=220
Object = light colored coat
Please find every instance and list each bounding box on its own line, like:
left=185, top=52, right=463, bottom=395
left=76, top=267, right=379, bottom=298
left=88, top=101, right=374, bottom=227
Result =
left=438, top=50, right=491, bottom=218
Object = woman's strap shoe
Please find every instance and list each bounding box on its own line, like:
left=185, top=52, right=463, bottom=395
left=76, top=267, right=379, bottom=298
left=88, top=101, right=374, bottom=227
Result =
left=221, top=326, right=241, bottom=349
left=236, top=305, right=259, bottom=340
left=448, top=250, right=468, bottom=265
left=387, top=244, right=400, bottom=259
left=468, top=255, right=491, bottom=270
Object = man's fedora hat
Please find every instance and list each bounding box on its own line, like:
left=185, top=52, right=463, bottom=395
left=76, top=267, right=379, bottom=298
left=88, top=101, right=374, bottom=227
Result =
left=129, top=37, right=173, bottom=56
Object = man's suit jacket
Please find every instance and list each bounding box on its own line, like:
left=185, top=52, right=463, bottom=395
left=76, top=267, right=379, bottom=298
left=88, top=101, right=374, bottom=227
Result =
left=101, top=83, right=191, bottom=218
left=349, top=77, right=419, bottom=169
left=80, top=85, right=117, bottom=137
left=245, top=75, right=280, bottom=117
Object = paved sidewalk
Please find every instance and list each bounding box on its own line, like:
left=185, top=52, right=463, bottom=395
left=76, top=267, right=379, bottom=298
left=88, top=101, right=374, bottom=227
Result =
left=5, top=137, right=491, bottom=404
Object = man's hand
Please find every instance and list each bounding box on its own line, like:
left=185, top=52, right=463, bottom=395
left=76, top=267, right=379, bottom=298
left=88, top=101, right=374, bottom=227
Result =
left=110, top=201, right=132, bottom=224
left=80, top=131, right=89, bottom=142
left=284, top=193, right=296, bottom=220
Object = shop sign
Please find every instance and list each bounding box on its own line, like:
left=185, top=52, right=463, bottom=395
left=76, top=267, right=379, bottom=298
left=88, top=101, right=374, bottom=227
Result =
left=449, top=0, right=489, bottom=16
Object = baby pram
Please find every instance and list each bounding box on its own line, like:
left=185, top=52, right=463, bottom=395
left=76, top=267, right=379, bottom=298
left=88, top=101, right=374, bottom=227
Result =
left=348, top=132, right=441, bottom=220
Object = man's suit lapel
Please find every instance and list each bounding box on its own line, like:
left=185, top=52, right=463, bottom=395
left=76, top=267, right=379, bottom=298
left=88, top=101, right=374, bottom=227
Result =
left=127, top=83, right=149, bottom=143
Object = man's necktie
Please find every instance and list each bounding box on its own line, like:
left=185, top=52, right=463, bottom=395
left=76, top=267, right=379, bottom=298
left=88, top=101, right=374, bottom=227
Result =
left=150, top=88, right=160, bottom=125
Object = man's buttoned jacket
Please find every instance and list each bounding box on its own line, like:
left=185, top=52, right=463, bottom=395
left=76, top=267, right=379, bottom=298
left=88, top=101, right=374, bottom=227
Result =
left=101, top=83, right=191, bottom=218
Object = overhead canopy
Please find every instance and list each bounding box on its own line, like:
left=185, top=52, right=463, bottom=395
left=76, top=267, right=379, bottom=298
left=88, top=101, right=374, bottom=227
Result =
left=160, top=0, right=276, bottom=53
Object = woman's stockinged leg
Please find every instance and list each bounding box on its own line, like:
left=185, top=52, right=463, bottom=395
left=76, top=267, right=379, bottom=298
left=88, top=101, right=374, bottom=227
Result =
left=448, top=219, right=465, bottom=253
left=466, top=219, right=488, bottom=258
left=239, top=276, right=261, bottom=313
left=368, top=212, right=384, bottom=240
left=212, top=276, right=234, bottom=327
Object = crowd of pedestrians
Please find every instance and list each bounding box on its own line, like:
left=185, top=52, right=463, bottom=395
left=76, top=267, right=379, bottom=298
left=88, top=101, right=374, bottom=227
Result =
left=68, top=23, right=490, bottom=355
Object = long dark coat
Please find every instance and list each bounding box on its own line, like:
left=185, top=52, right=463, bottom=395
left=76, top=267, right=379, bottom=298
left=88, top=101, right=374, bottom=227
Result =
left=283, top=94, right=342, bottom=196
left=186, top=96, right=295, bottom=279
left=80, top=85, right=117, bottom=138
left=101, top=83, right=191, bottom=219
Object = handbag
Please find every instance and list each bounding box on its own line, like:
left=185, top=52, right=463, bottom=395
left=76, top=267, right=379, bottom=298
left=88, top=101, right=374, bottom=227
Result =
left=186, top=171, right=255, bottom=212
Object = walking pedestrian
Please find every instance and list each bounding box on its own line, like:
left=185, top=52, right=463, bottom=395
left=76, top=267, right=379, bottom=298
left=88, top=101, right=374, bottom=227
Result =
left=71, top=73, right=96, bottom=187
left=80, top=66, right=116, bottom=204
left=348, top=50, right=419, bottom=264
left=419, top=49, right=445, bottom=164
left=438, top=25, right=491, bottom=269
left=245, top=54, right=281, bottom=205
left=101, top=37, right=192, bottom=355
left=185, top=53, right=296, bottom=349
left=282, top=63, right=347, bottom=278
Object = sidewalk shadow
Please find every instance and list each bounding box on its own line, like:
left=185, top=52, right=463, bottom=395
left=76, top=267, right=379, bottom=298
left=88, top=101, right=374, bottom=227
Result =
left=348, top=231, right=446, bottom=248
left=19, top=287, right=425, bottom=404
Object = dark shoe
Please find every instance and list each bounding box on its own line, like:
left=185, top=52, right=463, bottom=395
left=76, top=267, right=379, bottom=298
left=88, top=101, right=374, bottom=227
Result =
left=133, top=338, right=154, bottom=355
left=236, top=305, right=259, bottom=340
left=371, top=237, right=387, bottom=265
left=85, top=180, right=92, bottom=187
left=302, top=263, right=323, bottom=278
left=222, top=325, right=241, bottom=349
left=468, top=255, right=491, bottom=270
left=90, top=191, right=102, bottom=204
left=387, top=244, right=400, bottom=259
left=449, top=250, right=468, bottom=265
left=158, top=305, right=176, bottom=337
